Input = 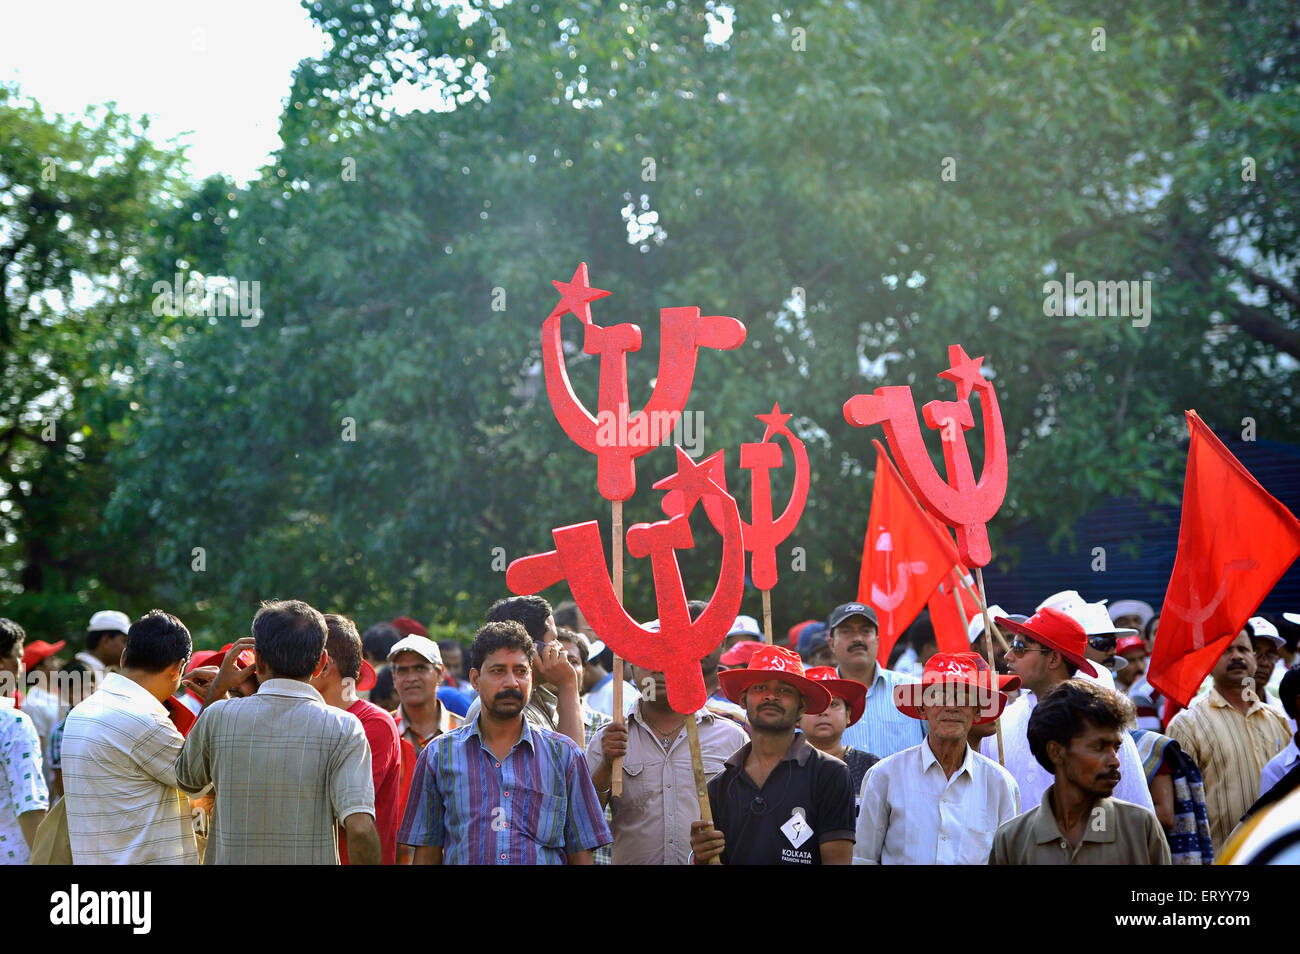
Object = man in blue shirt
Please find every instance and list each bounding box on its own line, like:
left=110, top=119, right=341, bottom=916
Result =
left=829, top=602, right=924, bottom=759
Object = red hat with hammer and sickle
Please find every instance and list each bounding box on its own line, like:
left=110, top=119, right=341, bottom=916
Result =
left=718, top=645, right=832, bottom=714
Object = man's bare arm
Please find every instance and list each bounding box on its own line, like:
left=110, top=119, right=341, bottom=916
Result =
left=412, top=845, right=444, bottom=865
left=343, top=813, right=380, bottom=865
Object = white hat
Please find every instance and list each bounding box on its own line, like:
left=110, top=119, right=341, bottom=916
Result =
left=1108, top=600, right=1155, bottom=628
left=645, top=619, right=660, bottom=632
left=967, top=605, right=1007, bottom=642
left=387, top=634, right=443, bottom=666
left=1283, top=612, right=1300, bottom=627
left=87, top=610, right=130, bottom=635
left=1247, top=617, right=1285, bottom=649
left=587, top=638, right=607, bottom=658
left=728, top=615, right=761, bottom=638
left=1038, top=591, right=1137, bottom=638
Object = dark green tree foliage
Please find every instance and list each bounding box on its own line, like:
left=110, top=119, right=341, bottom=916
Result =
left=103, top=0, right=1298, bottom=636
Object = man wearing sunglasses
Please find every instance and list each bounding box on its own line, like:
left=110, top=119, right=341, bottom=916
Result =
left=980, top=607, right=1156, bottom=815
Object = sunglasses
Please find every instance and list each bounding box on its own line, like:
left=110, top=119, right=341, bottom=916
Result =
left=1008, top=639, right=1050, bottom=655
left=1088, top=635, right=1118, bottom=653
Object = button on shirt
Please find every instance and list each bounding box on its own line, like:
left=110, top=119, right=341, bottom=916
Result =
left=1167, top=688, right=1292, bottom=852
left=838, top=665, right=924, bottom=760
left=982, top=691, right=1156, bottom=814
left=585, top=703, right=748, bottom=865
left=989, top=784, right=1171, bottom=865
left=707, top=733, right=855, bottom=865
left=175, top=679, right=375, bottom=865
left=399, top=715, right=611, bottom=864
left=853, top=741, right=1020, bottom=865
left=62, top=673, right=200, bottom=865
left=0, top=697, right=48, bottom=865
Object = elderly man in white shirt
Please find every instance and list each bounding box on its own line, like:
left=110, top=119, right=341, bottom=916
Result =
left=981, top=607, right=1156, bottom=813
left=854, top=652, right=1020, bottom=865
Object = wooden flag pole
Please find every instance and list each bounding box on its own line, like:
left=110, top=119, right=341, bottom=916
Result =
left=611, top=500, right=625, bottom=797
left=974, top=566, right=1005, bottom=766
left=685, top=715, right=720, bottom=864
left=761, top=589, right=774, bottom=645
left=952, top=581, right=971, bottom=633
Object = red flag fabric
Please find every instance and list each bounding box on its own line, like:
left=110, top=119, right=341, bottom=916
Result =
left=859, top=440, right=962, bottom=664
left=928, top=566, right=984, bottom=655
left=1147, top=411, right=1300, bottom=707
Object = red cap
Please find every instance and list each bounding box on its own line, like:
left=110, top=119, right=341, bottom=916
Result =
left=719, top=640, right=765, bottom=667
left=1116, top=634, right=1147, bottom=656
left=717, top=645, right=832, bottom=715
left=994, top=607, right=1098, bottom=678
left=892, top=652, right=1008, bottom=725
left=391, top=616, right=427, bottom=639
left=803, top=666, right=868, bottom=726
left=21, top=640, right=66, bottom=670
left=357, top=660, right=377, bottom=692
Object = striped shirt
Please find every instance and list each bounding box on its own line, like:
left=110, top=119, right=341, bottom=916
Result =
left=1167, top=687, right=1291, bottom=853
left=176, top=679, right=375, bottom=865
left=838, top=665, right=924, bottom=759
left=399, top=715, right=611, bottom=864
left=61, top=673, right=199, bottom=865
left=0, top=697, right=48, bottom=865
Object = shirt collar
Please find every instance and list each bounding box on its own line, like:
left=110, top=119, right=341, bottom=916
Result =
left=255, top=678, right=326, bottom=702
left=837, top=664, right=887, bottom=691
left=724, top=732, right=811, bottom=772
left=395, top=700, right=450, bottom=737
left=629, top=700, right=717, bottom=727
left=101, top=672, right=169, bottom=716
left=920, top=739, right=974, bottom=779
left=1033, top=784, right=1116, bottom=845
left=1208, top=686, right=1269, bottom=715
left=464, top=714, right=536, bottom=752
left=75, top=651, right=107, bottom=672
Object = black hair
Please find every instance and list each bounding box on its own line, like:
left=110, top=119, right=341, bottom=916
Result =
left=252, top=600, right=327, bottom=679
left=361, top=622, right=402, bottom=661
left=369, top=665, right=398, bottom=711
left=1279, top=667, right=1300, bottom=721
left=1144, top=613, right=1160, bottom=642
left=121, top=610, right=192, bottom=673
left=470, top=620, right=536, bottom=674
left=687, top=600, right=707, bottom=622
left=87, top=629, right=123, bottom=651
left=553, top=600, right=581, bottom=630
left=0, top=618, right=24, bottom=660
left=324, top=614, right=364, bottom=681
left=486, top=595, right=552, bottom=642
left=555, top=628, right=589, bottom=666
left=1027, top=679, right=1131, bottom=774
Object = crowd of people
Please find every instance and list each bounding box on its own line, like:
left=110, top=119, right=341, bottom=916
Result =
left=0, top=585, right=1297, bottom=865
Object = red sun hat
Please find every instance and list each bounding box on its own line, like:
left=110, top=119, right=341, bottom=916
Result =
left=1115, top=634, right=1147, bottom=656
left=720, top=640, right=765, bottom=667
left=21, top=640, right=66, bottom=670
left=803, top=666, right=868, bottom=726
left=391, top=616, right=427, bottom=639
left=994, top=607, right=1098, bottom=678
left=357, top=660, right=377, bottom=692
left=893, top=652, right=1009, bottom=725
left=718, top=645, right=832, bottom=715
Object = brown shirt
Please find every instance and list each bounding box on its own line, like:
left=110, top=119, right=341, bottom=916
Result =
left=1166, top=687, right=1291, bottom=853
left=989, top=785, right=1170, bottom=865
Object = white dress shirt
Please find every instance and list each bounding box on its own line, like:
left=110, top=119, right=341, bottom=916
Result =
left=1259, top=738, right=1300, bottom=799
left=853, top=740, right=1020, bottom=865
left=981, top=690, right=1156, bottom=814
left=0, top=697, right=49, bottom=865
left=62, top=673, right=201, bottom=865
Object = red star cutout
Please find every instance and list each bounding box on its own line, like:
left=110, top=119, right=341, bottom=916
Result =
left=938, top=344, right=985, bottom=402
left=549, top=262, right=611, bottom=322
left=755, top=401, right=793, bottom=443
left=653, top=447, right=727, bottom=512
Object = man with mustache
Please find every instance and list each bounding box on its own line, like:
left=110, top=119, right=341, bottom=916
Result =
left=1167, top=628, right=1292, bottom=853
left=828, top=603, right=923, bottom=760
left=854, top=653, right=1019, bottom=864
left=990, top=679, right=1170, bottom=864
left=399, top=620, right=610, bottom=864
left=689, top=645, right=855, bottom=865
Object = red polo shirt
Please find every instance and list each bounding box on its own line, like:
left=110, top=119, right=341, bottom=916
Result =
left=340, top=698, right=402, bottom=865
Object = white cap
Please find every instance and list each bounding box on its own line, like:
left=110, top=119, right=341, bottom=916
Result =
left=1108, top=600, right=1155, bottom=628
left=1038, top=591, right=1137, bottom=638
left=87, top=610, right=130, bottom=635
left=1247, top=616, right=1285, bottom=649
left=387, top=634, right=443, bottom=666
left=1284, top=612, right=1300, bottom=627
left=728, top=615, right=761, bottom=638
left=645, top=619, right=660, bottom=632
left=967, top=605, right=1007, bottom=642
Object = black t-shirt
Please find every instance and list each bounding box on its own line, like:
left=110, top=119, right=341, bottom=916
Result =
left=706, top=733, right=855, bottom=865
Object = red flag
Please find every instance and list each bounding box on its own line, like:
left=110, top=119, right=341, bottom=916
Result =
left=1147, top=411, right=1300, bottom=707
left=928, top=566, right=984, bottom=655
left=859, top=440, right=962, bottom=663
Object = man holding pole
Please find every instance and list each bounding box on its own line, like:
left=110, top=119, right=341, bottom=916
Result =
left=689, top=645, right=855, bottom=865
left=981, top=608, right=1155, bottom=813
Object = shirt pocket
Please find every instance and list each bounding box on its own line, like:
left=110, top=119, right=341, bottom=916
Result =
left=514, top=787, right=569, bottom=849
left=618, top=761, right=659, bottom=811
